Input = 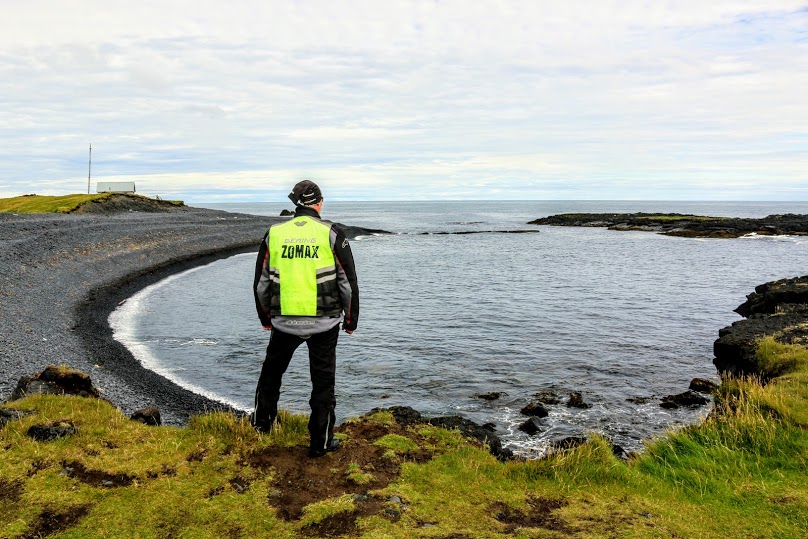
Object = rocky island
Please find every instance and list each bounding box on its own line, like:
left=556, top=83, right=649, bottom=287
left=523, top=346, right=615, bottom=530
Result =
left=529, top=212, right=808, bottom=238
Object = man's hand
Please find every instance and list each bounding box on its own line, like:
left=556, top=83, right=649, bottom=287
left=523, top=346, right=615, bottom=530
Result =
left=263, top=326, right=272, bottom=331
left=344, top=329, right=353, bottom=335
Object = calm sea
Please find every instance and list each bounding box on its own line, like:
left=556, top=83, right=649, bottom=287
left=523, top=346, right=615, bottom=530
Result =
left=110, top=201, right=808, bottom=455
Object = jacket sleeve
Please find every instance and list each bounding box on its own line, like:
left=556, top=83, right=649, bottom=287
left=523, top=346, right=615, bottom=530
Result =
left=331, top=225, right=359, bottom=331
left=253, top=231, right=273, bottom=327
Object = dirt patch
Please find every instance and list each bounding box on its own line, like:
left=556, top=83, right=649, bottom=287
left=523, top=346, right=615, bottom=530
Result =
left=300, top=495, right=395, bottom=537
left=19, top=505, right=90, bottom=539
left=491, top=496, right=572, bottom=534
left=146, top=464, right=177, bottom=479
left=0, top=478, right=24, bottom=502
left=27, top=459, right=51, bottom=476
left=62, top=461, right=135, bottom=488
left=244, top=418, right=433, bottom=522
left=187, top=448, right=207, bottom=462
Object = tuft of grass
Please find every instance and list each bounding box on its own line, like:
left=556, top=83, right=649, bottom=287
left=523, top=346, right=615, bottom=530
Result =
left=298, top=494, right=355, bottom=527
left=633, top=214, right=721, bottom=222
left=345, top=463, right=374, bottom=485
left=373, top=433, right=420, bottom=455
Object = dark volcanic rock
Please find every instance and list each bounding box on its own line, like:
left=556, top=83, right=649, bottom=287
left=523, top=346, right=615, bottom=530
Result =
left=533, top=391, right=562, bottom=405
left=548, top=436, right=588, bottom=452
left=279, top=209, right=294, bottom=216
left=611, top=442, right=629, bottom=460
left=368, top=406, right=423, bottom=427
left=518, top=418, right=543, bottom=435
left=715, top=275, right=808, bottom=376
left=520, top=401, right=549, bottom=417
left=0, top=408, right=28, bottom=428
left=660, top=391, right=709, bottom=409
left=37, top=365, right=99, bottom=397
left=370, top=406, right=513, bottom=460
left=714, top=312, right=807, bottom=375
left=27, top=421, right=78, bottom=441
left=11, top=376, right=35, bottom=400
left=734, top=276, right=808, bottom=317
left=566, top=392, right=591, bottom=409
left=427, top=415, right=514, bottom=461
left=477, top=392, right=507, bottom=401
left=10, top=366, right=102, bottom=401
left=529, top=213, right=808, bottom=238
left=689, top=378, right=718, bottom=394
left=131, top=406, right=162, bottom=426
left=335, top=223, right=391, bottom=239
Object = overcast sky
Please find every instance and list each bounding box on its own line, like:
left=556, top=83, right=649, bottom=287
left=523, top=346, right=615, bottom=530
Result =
left=1, top=1, right=806, bottom=202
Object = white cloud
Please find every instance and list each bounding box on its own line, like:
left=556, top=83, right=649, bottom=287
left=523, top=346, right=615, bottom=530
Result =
left=0, top=1, right=806, bottom=200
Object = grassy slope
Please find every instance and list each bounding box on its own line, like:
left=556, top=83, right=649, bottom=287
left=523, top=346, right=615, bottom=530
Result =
left=0, top=194, right=116, bottom=213
left=0, top=194, right=184, bottom=213
left=1, top=338, right=806, bottom=538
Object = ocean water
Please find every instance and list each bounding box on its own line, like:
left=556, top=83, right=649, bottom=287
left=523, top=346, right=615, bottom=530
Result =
left=110, top=201, right=808, bottom=455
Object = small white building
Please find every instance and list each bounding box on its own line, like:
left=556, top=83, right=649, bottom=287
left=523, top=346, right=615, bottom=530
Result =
left=97, top=182, right=136, bottom=194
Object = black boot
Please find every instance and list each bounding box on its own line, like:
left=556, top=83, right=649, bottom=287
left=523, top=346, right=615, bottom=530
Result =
left=309, top=437, right=341, bottom=458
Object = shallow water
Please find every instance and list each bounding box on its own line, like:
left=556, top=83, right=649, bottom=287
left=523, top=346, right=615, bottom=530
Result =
left=110, top=201, right=808, bottom=455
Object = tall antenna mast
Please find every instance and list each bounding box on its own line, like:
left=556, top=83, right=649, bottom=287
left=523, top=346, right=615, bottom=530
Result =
left=87, top=144, right=92, bottom=194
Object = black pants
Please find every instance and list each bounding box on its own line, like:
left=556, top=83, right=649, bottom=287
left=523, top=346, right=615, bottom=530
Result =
left=253, top=325, right=339, bottom=451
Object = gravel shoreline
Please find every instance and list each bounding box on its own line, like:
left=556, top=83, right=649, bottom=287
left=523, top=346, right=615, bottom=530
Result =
left=0, top=207, right=281, bottom=425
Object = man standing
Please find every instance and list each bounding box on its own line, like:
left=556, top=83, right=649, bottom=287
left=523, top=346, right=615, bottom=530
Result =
left=252, top=180, right=359, bottom=457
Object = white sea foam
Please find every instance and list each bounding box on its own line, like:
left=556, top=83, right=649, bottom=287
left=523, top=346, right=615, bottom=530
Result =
left=109, top=256, right=252, bottom=412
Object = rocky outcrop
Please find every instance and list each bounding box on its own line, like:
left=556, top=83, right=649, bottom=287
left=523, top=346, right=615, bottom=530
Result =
left=714, top=275, right=808, bottom=376
left=368, top=406, right=513, bottom=461
left=477, top=392, right=507, bottom=401
left=27, top=421, right=78, bottom=441
left=660, top=391, right=709, bottom=409
left=566, top=392, right=591, bottom=409
left=520, top=402, right=549, bottom=417
left=733, top=276, right=808, bottom=317
left=0, top=409, right=28, bottom=428
left=335, top=224, right=392, bottom=238
left=518, top=418, right=543, bottom=435
left=529, top=213, right=808, bottom=238
left=689, top=378, right=718, bottom=394
left=10, top=365, right=103, bottom=401
left=6, top=367, right=164, bottom=430
left=131, top=406, right=162, bottom=426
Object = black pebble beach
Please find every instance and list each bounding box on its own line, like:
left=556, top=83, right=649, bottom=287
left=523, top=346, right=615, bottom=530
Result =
left=0, top=206, right=280, bottom=424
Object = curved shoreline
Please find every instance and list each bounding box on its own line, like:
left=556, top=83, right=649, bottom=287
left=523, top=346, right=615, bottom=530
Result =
left=0, top=208, right=279, bottom=424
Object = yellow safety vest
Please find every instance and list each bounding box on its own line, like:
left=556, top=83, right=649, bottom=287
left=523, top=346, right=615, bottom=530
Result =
left=267, top=216, right=341, bottom=317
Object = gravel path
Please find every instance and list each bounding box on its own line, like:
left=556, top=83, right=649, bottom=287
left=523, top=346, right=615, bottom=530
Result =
left=0, top=207, right=280, bottom=424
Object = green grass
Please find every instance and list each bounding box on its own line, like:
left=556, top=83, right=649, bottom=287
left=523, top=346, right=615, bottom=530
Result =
left=0, top=194, right=184, bottom=213
left=2, top=337, right=807, bottom=538
left=0, top=194, right=117, bottom=213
